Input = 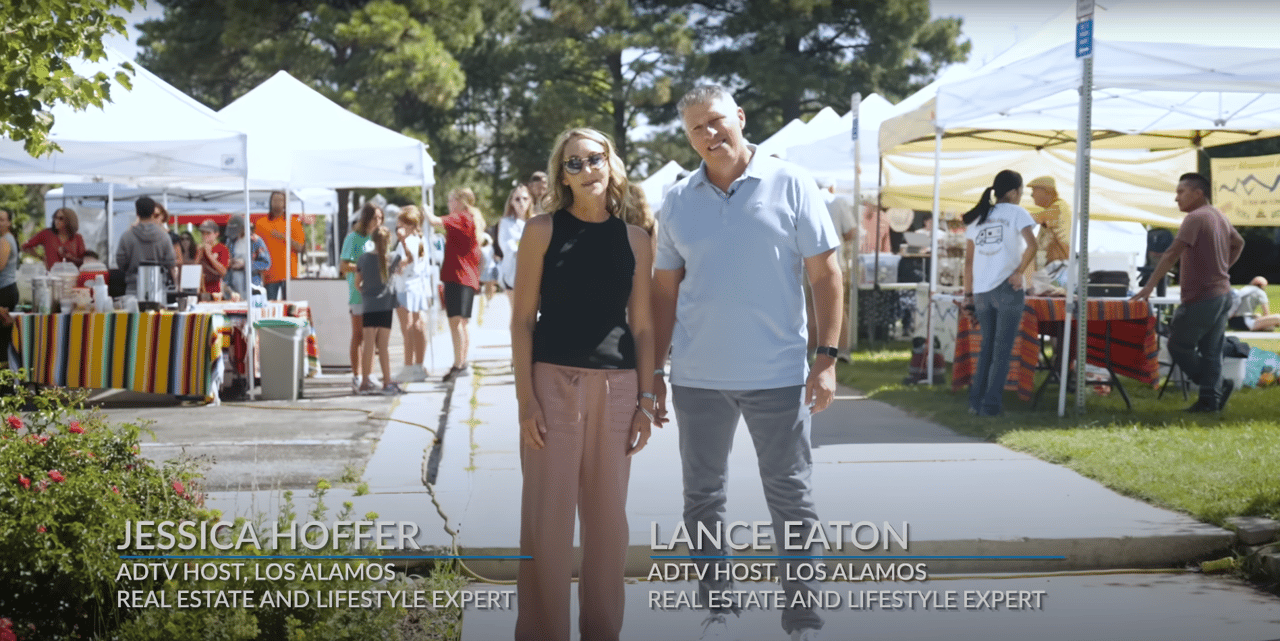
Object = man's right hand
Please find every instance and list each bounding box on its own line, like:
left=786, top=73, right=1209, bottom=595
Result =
left=1130, top=286, right=1152, bottom=302
left=653, top=374, right=670, bottom=427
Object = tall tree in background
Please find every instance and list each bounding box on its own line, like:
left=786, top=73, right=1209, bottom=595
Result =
left=656, top=0, right=969, bottom=140
left=516, top=0, right=696, bottom=174
left=0, top=0, right=138, bottom=156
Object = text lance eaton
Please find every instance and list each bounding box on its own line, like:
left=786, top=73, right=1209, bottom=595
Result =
left=650, top=521, right=909, bottom=552
left=117, top=520, right=421, bottom=552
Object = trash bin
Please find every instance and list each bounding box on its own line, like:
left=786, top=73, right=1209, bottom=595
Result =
left=255, top=317, right=308, bottom=401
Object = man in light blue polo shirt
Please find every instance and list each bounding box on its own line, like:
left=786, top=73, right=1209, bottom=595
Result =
left=652, top=84, right=842, bottom=641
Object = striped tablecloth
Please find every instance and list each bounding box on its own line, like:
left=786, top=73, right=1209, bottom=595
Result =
left=9, top=312, right=222, bottom=398
left=951, top=296, right=1158, bottom=402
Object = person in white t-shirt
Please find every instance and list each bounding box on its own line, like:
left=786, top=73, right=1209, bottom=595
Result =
left=962, top=169, right=1037, bottom=417
left=1228, top=276, right=1279, bottom=332
left=392, top=205, right=431, bottom=383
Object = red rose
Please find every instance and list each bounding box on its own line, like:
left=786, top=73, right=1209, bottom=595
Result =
left=48, top=470, right=65, bottom=483
left=5, top=416, right=21, bottom=431
left=172, top=480, right=186, bottom=496
left=68, top=422, right=84, bottom=434
left=111, top=485, right=120, bottom=494
left=36, top=525, right=46, bottom=533
left=17, top=475, right=29, bottom=490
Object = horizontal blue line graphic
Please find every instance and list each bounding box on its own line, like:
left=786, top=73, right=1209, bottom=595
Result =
left=118, top=555, right=530, bottom=560
left=650, top=555, right=1065, bottom=560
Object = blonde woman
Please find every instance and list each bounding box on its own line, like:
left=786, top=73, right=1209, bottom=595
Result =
left=498, top=184, right=533, bottom=309
left=356, top=226, right=401, bottom=395
left=422, top=188, right=484, bottom=382
left=511, top=127, right=655, bottom=641
left=393, top=205, right=431, bottom=383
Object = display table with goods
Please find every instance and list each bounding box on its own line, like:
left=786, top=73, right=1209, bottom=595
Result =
left=946, top=295, right=1158, bottom=410
left=7, top=311, right=224, bottom=401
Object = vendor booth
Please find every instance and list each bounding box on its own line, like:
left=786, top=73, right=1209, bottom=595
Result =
left=876, top=2, right=1280, bottom=415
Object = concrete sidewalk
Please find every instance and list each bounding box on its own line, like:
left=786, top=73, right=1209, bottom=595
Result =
left=111, top=293, right=1279, bottom=640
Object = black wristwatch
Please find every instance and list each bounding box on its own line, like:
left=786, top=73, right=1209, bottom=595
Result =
left=815, top=346, right=839, bottom=359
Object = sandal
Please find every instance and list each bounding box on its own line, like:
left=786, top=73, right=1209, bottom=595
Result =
left=380, top=383, right=403, bottom=395
left=357, top=380, right=377, bottom=395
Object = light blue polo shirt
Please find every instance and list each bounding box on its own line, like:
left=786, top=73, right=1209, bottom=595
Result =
left=655, top=146, right=839, bottom=390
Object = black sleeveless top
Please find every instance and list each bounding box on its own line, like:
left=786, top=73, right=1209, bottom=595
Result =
left=532, top=209, right=637, bottom=369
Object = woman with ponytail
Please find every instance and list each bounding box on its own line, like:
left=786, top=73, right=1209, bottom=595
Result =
left=962, top=169, right=1038, bottom=416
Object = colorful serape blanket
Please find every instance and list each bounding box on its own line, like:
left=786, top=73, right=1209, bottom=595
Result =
left=9, top=312, right=221, bottom=397
left=952, top=297, right=1158, bottom=402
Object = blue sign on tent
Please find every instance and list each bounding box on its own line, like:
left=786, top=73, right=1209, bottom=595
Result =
left=1076, top=19, right=1094, bottom=59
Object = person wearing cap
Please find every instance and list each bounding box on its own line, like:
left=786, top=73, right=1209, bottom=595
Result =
left=223, top=214, right=271, bottom=300
left=195, top=219, right=230, bottom=299
left=1027, top=176, right=1072, bottom=271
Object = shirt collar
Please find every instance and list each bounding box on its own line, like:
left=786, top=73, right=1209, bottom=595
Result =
left=690, top=144, right=762, bottom=193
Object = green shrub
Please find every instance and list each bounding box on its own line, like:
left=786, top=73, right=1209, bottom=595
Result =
left=0, top=370, right=210, bottom=639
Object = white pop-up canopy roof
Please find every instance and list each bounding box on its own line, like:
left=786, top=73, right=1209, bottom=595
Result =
left=212, top=71, right=434, bottom=190
left=881, top=0, right=1280, bottom=155
left=0, top=47, right=247, bottom=186
left=639, top=160, right=685, bottom=212
left=786, top=94, right=896, bottom=187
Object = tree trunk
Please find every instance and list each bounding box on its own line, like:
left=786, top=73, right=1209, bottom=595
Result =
left=781, top=33, right=802, bottom=124
left=607, top=50, right=629, bottom=164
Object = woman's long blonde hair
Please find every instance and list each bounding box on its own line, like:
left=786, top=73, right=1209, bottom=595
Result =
left=544, top=127, right=630, bottom=219
left=399, top=205, right=425, bottom=258
left=448, top=187, right=486, bottom=237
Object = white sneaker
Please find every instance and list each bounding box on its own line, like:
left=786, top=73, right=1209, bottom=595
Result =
left=410, top=363, right=429, bottom=382
left=392, top=366, right=414, bottom=383
left=790, top=628, right=821, bottom=641
left=699, top=613, right=731, bottom=640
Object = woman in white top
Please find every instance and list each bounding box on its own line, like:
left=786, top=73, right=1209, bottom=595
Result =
left=392, top=205, right=431, bottom=383
left=961, top=169, right=1038, bottom=417
left=498, top=184, right=532, bottom=310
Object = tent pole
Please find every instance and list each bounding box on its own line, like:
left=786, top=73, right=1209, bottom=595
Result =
left=107, top=183, right=115, bottom=269
left=849, top=92, right=861, bottom=352
left=1059, top=48, right=1095, bottom=416
left=421, top=150, right=437, bottom=374
left=242, top=135, right=256, bottom=401
left=925, top=127, right=942, bottom=385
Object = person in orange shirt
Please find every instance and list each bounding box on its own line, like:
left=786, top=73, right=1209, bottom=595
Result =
left=254, top=191, right=306, bottom=300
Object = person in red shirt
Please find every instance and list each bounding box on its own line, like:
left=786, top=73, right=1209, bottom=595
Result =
left=254, top=191, right=306, bottom=300
left=424, top=187, right=483, bottom=382
left=195, top=219, right=230, bottom=299
left=23, top=207, right=86, bottom=269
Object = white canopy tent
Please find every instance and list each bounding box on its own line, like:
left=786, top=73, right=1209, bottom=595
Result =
left=201, top=71, right=437, bottom=330
left=639, top=160, right=685, bottom=213
left=878, top=0, right=1280, bottom=413
left=785, top=94, right=896, bottom=189
left=0, top=48, right=247, bottom=187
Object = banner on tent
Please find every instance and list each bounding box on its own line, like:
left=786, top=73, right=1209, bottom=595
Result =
left=1212, top=153, right=1280, bottom=226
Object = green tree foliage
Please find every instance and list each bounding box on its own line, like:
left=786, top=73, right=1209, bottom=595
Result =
left=515, top=0, right=696, bottom=174
left=0, top=0, right=138, bottom=156
left=657, top=0, right=970, bottom=140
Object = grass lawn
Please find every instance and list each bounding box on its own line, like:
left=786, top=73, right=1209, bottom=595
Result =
left=836, top=330, right=1280, bottom=527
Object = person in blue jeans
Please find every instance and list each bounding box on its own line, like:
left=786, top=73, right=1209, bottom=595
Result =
left=962, top=169, right=1038, bottom=416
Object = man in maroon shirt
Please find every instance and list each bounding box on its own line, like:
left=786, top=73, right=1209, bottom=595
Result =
left=1133, top=173, right=1244, bottom=412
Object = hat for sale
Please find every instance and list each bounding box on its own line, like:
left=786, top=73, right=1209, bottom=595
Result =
left=198, top=219, right=219, bottom=233
left=886, top=208, right=913, bottom=232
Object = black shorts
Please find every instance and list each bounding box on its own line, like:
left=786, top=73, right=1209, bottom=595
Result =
left=362, top=309, right=394, bottom=328
left=1227, top=316, right=1249, bottom=331
left=444, top=282, right=477, bottom=318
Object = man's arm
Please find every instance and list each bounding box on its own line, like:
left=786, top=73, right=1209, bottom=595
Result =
left=1132, top=240, right=1188, bottom=301
left=1228, top=228, right=1245, bottom=267
left=804, top=249, right=841, bottom=413
left=650, top=267, right=683, bottom=425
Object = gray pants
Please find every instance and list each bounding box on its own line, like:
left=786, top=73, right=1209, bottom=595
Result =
left=1169, top=293, right=1232, bottom=405
left=672, top=384, right=823, bottom=634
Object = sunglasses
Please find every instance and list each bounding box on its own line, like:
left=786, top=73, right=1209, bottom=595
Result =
left=563, top=152, right=608, bottom=175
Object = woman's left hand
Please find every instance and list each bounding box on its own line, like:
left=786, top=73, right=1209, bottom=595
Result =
left=1007, top=272, right=1025, bottom=290
left=626, top=407, right=653, bottom=457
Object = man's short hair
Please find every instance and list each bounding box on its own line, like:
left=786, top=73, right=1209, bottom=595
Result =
left=1179, top=173, right=1212, bottom=202
left=677, top=84, right=736, bottom=118
left=135, top=196, right=157, bottom=219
